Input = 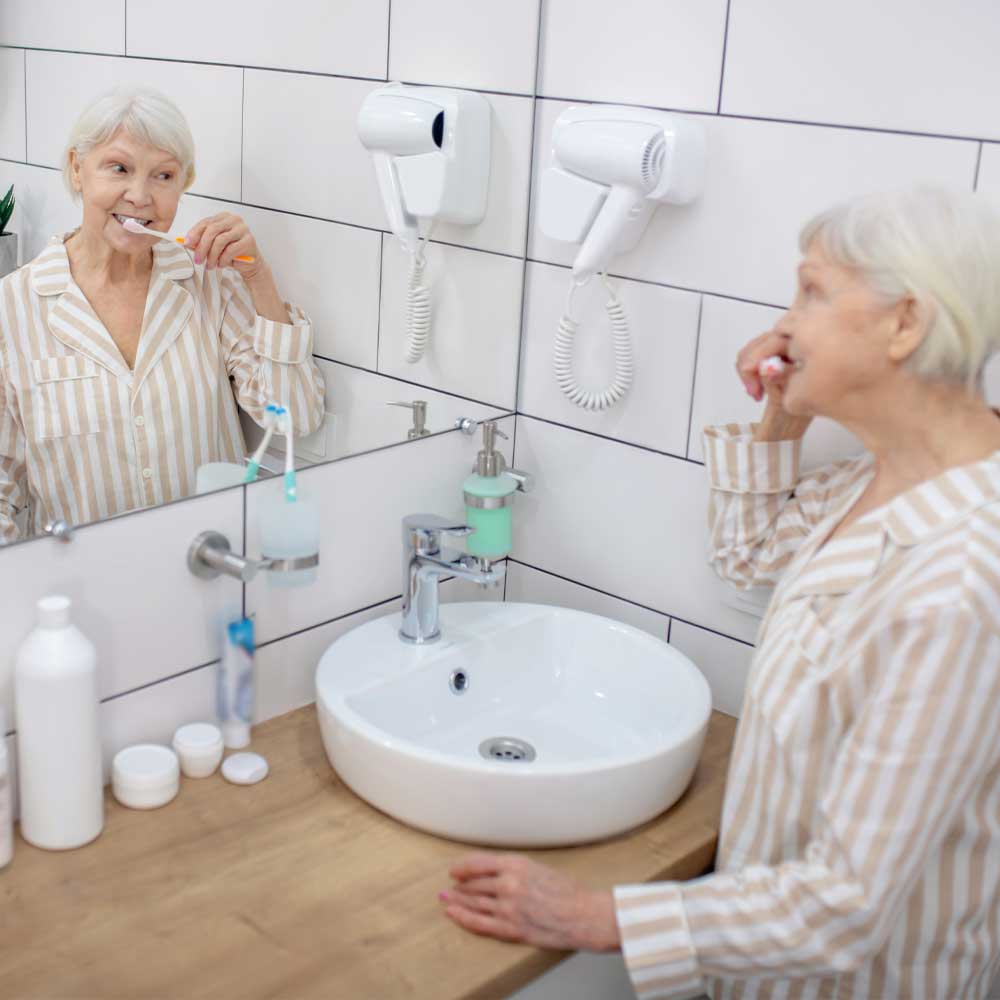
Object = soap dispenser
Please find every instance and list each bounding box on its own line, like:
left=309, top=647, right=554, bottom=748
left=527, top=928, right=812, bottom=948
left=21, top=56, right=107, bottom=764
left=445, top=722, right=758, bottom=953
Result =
left=463, top=422, right=532, bottom=560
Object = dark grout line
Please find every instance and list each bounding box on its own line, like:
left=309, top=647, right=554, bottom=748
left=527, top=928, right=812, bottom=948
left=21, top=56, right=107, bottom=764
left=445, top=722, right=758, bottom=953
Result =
left=685, top=295, right=705, bottom=459
left=375, top=234, right=383, bottom=369
left=255, top=595, right=401, bottom=648
left=508, top=559, right=755, bottom=648
left=239, top=68, right=245, bottom=202
left=716, top=0, right=733, bottom=115
left=385, top=0, right=392, bottom=80
left=516, top=412, right=705, bottom=466
left=102, top=657, right=219, bottom=704
left=123, top=0, right=127, bottom=55
left=974, top=142, right=985, bottom=191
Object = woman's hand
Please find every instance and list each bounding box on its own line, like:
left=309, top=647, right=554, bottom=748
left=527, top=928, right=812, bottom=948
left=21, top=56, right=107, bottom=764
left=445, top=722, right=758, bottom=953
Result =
left=441, top=852, right=620, bottom=953
left=737, top=329, right=812, bottom=440
left=184, top=212, right=264, bottom=282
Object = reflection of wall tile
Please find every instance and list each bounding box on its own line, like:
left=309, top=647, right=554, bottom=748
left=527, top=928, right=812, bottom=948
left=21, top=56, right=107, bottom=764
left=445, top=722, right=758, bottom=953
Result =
left=689, top=295, right=863, bottom=471
left=389, top=0, right=539, bottom=94
left=127, top=0, right=389, bottom=79
left=0, top=489, right=242, bottom=730
left=245, top=415, right=515, bottom=644
left=0, top=48, right=25, bottom=162
left=378, top=237, right=523, bottom=408
left=538, top=0, right=726, bottom=111
left=0, top=0, right=124, bottom=53
left=172, top=195, right=382, bottom=370
left=518, top=261, right=699, bottom=456
left=723, top=0, right=1000, bottom=141
left=0, top=163, right=77, bottom=265
left=25, top=51, right=243, bottom=200
left=529, top=100, right=979, bottom=308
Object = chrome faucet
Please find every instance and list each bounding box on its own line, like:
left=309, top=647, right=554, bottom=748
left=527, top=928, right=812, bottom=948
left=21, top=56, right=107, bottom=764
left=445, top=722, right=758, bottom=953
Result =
left=400, top=513, right=505, bottom=644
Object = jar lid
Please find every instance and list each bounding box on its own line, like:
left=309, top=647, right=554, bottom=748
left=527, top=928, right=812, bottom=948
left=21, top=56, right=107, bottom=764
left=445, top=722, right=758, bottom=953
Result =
left=112, top=744, right=179, bottom=792
left=173, top=723, right=223, bottom=757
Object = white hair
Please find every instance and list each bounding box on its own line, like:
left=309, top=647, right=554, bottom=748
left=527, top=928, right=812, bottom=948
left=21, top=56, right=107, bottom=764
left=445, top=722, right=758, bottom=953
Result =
left=62, top=86, right=196, bottom=199
left=799, top=187, right=1000, bottom=391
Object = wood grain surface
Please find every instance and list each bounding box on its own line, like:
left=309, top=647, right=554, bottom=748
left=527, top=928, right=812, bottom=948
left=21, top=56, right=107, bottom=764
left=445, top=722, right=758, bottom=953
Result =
left=0, top=706, right=737, bottom=1000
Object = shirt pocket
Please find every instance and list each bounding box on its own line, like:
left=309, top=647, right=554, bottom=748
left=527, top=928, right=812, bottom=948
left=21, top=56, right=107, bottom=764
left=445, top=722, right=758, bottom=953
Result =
left=30, top=357, right=108, bottom=439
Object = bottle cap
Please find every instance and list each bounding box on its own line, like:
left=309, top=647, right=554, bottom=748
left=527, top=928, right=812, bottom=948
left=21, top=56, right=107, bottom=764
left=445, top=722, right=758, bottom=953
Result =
left=221, top=751, right=269, bottom=785
left=36, top=595, right=71, bottom=629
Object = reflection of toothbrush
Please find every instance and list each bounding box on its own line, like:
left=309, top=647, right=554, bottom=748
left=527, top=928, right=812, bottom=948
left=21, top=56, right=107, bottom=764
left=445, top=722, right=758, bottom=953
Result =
left=244, top=405, right=297, bottom=502
left=121, top=218, right=256, bottom=262
left=758, top=355, right=787, bottom=377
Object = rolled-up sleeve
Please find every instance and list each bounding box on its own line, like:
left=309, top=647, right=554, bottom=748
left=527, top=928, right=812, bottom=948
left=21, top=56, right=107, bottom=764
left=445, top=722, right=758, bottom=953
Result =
left=219, top=270, right=325, bottom=437
left=703, top=423, right=860, bottom=590
left=0, top=347, right=26, bottom=544
left=614, top=605, right=1000, bottom=998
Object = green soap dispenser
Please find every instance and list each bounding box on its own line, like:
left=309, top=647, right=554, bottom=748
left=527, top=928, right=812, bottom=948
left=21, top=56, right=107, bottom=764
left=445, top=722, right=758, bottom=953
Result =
left=463, top=422, right=522, bottom=560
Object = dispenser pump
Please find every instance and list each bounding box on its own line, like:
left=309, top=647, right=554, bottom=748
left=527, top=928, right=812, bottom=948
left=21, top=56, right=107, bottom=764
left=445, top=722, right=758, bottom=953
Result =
left=475, top=421, right=508, bottom=476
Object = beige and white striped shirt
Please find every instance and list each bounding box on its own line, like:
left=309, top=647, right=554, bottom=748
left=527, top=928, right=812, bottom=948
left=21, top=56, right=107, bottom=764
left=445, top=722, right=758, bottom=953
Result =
left=0, top=233, right=325, bottom=541
left=615, top=422, right=1000, bottom=999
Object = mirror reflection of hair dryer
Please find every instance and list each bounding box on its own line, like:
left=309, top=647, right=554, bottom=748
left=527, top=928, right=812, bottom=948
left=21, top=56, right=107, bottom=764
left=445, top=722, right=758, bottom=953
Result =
left=358, top=84, right=491, bottom=363
left=539, top=106, right=707, bottom=411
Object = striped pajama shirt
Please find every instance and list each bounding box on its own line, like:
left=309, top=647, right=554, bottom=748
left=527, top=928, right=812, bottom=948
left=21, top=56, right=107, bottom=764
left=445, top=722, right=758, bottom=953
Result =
left=0, top=232, right=325, bottom=541
left=615, top=422, right=1000, bottom=999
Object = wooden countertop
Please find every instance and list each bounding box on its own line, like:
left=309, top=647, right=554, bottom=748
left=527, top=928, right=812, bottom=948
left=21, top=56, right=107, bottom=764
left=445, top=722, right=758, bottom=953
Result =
left=0, top=706, right=737, bottom=1000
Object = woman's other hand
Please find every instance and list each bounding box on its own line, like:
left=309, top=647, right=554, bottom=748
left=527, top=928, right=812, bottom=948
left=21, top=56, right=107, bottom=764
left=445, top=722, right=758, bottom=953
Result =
left=441, top=852, right=620, bottom=953
left=185, top=212, right=263, bottom=281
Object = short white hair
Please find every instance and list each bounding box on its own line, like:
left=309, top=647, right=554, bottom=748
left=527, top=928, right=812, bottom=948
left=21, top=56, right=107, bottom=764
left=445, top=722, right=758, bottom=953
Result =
left=62, top=86, right=196, bottom=198
left=800, top=187, right=1000, bottom=391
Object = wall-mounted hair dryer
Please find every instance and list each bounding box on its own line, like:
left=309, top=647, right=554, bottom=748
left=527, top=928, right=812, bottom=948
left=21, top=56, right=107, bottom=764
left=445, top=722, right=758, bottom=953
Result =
left=358, top=83, right=491, bottom=363
left=538, top=105, right=706, bottom=410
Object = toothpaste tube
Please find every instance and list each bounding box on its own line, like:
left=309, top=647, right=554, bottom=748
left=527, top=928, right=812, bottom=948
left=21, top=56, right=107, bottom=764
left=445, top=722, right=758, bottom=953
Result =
left=218, top=617, right=255, bottom=749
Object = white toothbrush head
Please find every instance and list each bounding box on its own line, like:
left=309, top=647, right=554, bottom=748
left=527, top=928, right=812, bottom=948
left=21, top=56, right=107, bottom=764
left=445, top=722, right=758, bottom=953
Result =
left=758, top=355, right=787, bottom=377
left=121, top=218, right=148, bottom=235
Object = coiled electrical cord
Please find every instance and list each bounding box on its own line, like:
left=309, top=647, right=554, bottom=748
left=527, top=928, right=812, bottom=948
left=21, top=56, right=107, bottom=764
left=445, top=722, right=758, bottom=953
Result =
left=404, top=231, right=433, bottom=364
left=553, top=274, right=633, bottom=411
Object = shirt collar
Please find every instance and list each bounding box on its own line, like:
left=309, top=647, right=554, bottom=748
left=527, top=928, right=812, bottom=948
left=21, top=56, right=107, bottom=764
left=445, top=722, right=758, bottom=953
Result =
left=29, top=229, right=194, bottom=296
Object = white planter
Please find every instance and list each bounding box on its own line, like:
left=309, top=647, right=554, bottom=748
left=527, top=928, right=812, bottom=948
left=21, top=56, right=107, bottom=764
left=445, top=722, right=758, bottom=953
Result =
left=0, top=233, right=17, bottom=278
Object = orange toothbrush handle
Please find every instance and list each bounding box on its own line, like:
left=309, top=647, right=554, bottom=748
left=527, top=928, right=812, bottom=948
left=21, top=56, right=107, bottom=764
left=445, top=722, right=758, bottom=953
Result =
left=173, top=237, right=255, bottom=263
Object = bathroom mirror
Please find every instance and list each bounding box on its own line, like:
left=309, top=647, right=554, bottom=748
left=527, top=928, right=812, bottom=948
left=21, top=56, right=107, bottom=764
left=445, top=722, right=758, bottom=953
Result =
left=0, top=173, right=513, bottom=547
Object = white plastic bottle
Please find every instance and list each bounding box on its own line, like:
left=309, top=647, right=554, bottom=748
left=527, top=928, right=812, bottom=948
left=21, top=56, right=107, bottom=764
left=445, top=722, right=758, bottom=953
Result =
left=0, top=705, right=12, bottom=867
left=14, top=595, right=104, bottom=850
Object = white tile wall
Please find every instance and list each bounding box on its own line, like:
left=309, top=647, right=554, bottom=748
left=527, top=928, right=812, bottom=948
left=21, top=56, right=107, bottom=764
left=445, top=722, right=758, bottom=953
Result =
left=0, top=48, right=26, bottom=162
left=529, top=100, right=980, bottom=307
left=538, top=0, right=728, bottom=112
left=378, top=237, right=524, bottom=408
left=511, top=416, right=759, bottom=644
left=668, top=619, right=753, bottom=719
left=977, top=144, right=1000, bottom=196
left=723, top=0, right=1000, bottom=141
left=518, top=261, right=700, bottom=455
left=688, top=295, right=864, bottom=470
left=25, top=50, right=243, bottom=200
left=0, top=488, right=243, bottom=726
left=126, top=0, right=390, bottom=79
left=389, top=0, right=540, bottom=96
left=0, top=1, right=124, bottom=54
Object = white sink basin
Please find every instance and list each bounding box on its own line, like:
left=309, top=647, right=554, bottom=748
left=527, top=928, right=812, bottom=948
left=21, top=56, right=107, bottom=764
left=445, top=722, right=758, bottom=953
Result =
left=315, top=602, right=712, bottom=847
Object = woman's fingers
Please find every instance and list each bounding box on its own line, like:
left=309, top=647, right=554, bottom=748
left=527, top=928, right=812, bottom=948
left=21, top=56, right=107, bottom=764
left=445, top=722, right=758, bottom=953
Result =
left=443, top=903, right=522, bottom=943
left=736, top=330, right=790, bottom=401
left=449, top=851, right=512, bottom=881
left=186, top=213, right=257, bottom=269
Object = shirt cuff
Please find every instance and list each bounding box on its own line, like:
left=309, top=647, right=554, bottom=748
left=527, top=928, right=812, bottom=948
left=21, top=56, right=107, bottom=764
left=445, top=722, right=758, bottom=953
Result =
left=252, top=302, right=313, bottom=364
left=615, top=883, right=704, bottom=1000
left=702, top=422, right=801, bottom=495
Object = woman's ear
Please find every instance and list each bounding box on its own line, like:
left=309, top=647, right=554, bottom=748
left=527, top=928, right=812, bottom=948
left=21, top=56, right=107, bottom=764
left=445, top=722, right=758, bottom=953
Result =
left=887, top=294, right=932, bottom=364
left=68, top=150, right=83, bottom=194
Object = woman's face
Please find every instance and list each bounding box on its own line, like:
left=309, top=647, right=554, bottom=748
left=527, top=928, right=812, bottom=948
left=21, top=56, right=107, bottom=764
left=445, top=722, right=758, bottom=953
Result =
left=776, top=240, right=907, bottom=419
left=70, top=127, right=185, bottom=257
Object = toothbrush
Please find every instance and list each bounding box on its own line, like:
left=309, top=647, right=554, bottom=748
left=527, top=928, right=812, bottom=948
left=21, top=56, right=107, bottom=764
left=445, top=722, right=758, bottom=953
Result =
left=244, top=404, right=282, bottom=483
left=280, top=408, right=297, bottom=503
left=120, top=218, right=256, bottom=262
left=758, top=355, right=788, bottom=377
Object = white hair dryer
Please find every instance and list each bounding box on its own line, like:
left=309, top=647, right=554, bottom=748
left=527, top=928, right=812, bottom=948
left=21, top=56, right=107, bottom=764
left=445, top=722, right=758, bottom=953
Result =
left=358, top=83, right=491, bottom=363
left=539, top=106, right=706, bottom=410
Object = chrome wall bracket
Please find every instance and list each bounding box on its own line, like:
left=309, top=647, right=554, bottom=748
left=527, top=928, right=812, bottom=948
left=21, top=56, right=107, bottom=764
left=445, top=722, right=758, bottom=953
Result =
left=187, top=530, right=318, bottom=583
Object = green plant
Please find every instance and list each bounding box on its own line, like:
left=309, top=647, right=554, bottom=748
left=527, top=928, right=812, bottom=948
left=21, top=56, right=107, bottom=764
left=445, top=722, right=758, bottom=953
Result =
left=0, top=185, right=14, bottom=236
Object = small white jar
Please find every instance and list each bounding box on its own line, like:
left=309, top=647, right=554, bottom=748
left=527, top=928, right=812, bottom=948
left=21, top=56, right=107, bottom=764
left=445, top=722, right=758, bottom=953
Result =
left=172, top=723, right=224, bottom=778
left=112, top=745, right=180, bottom=809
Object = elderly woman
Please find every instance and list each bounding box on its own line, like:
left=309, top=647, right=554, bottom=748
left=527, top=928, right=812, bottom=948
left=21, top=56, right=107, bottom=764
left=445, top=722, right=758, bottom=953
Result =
left=0, top=87, right=324, bottom=541
left=441, top=188, right=1000, bottom=999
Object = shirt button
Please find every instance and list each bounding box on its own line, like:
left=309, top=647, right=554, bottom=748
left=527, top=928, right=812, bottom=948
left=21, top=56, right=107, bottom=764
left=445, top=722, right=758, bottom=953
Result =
left=142, top=468, right=153, bottom=480
left=134, top=415, right=145, bottom=427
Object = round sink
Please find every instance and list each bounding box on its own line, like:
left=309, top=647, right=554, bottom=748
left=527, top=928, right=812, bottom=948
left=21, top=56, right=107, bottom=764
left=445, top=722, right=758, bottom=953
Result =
left=315, top=602, right=712, bottom=847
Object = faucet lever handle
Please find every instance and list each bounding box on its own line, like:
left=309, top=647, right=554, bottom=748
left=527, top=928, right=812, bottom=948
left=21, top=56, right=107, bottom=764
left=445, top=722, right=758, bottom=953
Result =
left=402, top=513, right=474, bottom=554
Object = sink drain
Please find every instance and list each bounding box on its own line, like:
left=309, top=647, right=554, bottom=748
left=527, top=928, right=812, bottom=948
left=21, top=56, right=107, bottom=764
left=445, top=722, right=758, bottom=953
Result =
left=478, top=737, right=536, bottom=762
